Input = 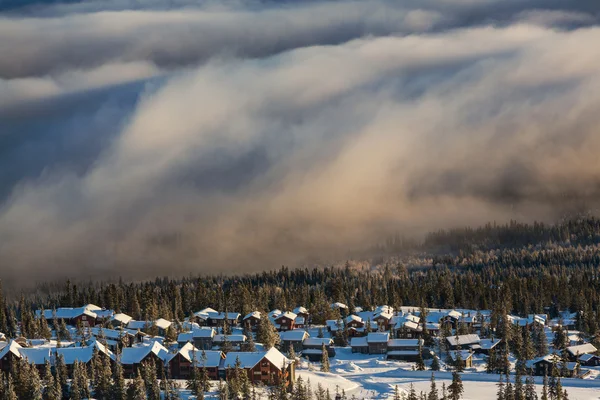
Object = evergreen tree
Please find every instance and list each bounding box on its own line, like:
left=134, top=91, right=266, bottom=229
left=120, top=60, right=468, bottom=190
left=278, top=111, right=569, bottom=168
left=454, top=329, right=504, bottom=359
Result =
left=431, top=355, right=440, bottom=372
left=416, top=341, right=426, bottom=371
left=112, top=355, right=127, bottom=400
left=497, top=374, right=505, bottom=400
left=408, top=383, right=418, bottom=400
left=127, top=370, right=146, bottom=400
left=448, top=372, right=463, bottom=400
left=428, top=373, right=439, bottom=400
left=524, top=375, right=538, bottom=400
left=257, top=317, right=280, bottom=349
left=320, top=344, right=330, bottom=372
left=5, top=374, right=18, bottom=400
left=42, top=360, right=61, bottom=400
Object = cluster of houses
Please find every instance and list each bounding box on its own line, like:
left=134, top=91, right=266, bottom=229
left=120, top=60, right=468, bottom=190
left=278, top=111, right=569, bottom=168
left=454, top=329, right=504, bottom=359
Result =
left=0, top=302, right=596, bottom=384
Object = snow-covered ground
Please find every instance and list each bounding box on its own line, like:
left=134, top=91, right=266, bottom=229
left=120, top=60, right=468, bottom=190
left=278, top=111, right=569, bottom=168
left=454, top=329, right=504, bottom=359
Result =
left=294, top=348, right=600, bottom=400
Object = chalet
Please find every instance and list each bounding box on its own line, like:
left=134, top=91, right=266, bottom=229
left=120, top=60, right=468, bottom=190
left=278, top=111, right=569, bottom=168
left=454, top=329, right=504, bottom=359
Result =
left=38, top=307, right=98, bottom=327
left=166, top=343, right=224, bottom=379
left=578, top=353, right=600, bottom=367
left=393, top=315, right=422, bottom=339
left=472, top=338, right=502, bottom=355
left=446, top=334, right=481, bottom=350
left=206, top=312, right=241, bottom=328
left=274, top=312, right=297, bottom=331
left=386, top=339, right=426, bottom=361
left=350, top=337, right=368, bottom=354
left=527, top=356, right=581, bottom=377
left=213, top=334, right=246, bottom=348
left=302, top=338, right=335, bottom=361
left=220, top=348, right=295, bottom=386
left=120, top=342, right=169, bottom=378
left=293, top=307, right=310, bottom=326
left=326, top=319, right=344, bottom=333
left=90, top=327, right=136, bottom=349
left=177, top=328, right=216, bottom=350
left=191, top=307, right=218, bottom=326
left=448, top=350, right=473, bottom=369
left=127, top=318, right=172, bottom=336
left=344, top=315, right=366, bottom=337
left=367, top=333, right=389, bottom=355
left=280, top=330, right=309, bottom=353
left=0, top=341, right=22, bottom=373
left=373, top=310, right=393, bottom=331
left=243, top=312, right=261, bottom=331
left=331, top=303, right=348, bottom=311
left=566, top=343, right=597, bottom=361
left=109, top=313, right=133, bottom=328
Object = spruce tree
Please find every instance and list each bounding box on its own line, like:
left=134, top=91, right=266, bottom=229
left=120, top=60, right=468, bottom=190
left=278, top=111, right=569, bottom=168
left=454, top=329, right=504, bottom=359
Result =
left=416, top=341, right=426, bottom=371
left=128, top=370, right=146, bottom=400
left=408, top=383, right=418, bottom=400
left=431, top=355, right=440, bottom=371
left=497, top=374, right=505, bottom=400
left=112, top=355, right=127, bottom=400
left=5, top=374, right=18, bottom=400
left=524, top=375, right=537, bottom=400
left=428, top=373, right=439, bottom=400
left=448, top=372, right=463, bottom=400
left=320, top=344, right=330, bottom=372
left=257, top=317, right=280, bottom=350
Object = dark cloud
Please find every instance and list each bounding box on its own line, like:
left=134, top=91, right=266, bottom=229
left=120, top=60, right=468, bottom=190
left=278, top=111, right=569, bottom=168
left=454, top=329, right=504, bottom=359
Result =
left=1, top=0, right=600, bottom=285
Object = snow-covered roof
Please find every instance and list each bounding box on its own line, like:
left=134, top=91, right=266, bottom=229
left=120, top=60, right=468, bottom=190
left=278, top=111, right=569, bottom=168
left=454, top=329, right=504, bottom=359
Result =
left=295, top=317, right=305, bottom=325
left=387, top=350, right=420, bottom=356
left=387, top=339, right=422, bottom=348
left=120, top=342, right=169, bottom=364
left=167, top=343, right=223, bottom=367
left=446, top=334, right=480, bottom=347
left=478, top=338, right=502, bottom=350
left=207, top=312, right=241, bottom=320
left=38, top=307, right=97, bottom=321
left=331, top=302, right=348, bottom=310
left=213, top=334, right=246, bottom=343
left=20, top=348, right=52, bottom=365
left=155, top=318, right=172, bottom=330
left=373, top=311, right=393, bottom=320
left=326, top=319, right=344, bottom=331
left=350, top=337, right=367, bottom=347
left=268, top=309, right=282, bottom=318
left=346, top=315, right=363, bottom=324
left=221, top=348, right=290, bottom=370
left=578, top=353, right=600, bottom=362
left=367, top=333, right=389, bottom=343
left=567, top=343, right=597, bottom=356
left=275, top=312, right=297, bottom=321
left=303, top=338, right=333, bottom=347
left=293, top=306, right=308, bottom=315
left=111, top=313, right=132, bottom=325
left=279, top=330, right=309, bottom=342
left=448, top=350, right=473, bottom=361
left=243, top=311, right=261, bottom=321
left=0, top=340, right=22, bottom=359
left=91, top=327, right=134, bottom=341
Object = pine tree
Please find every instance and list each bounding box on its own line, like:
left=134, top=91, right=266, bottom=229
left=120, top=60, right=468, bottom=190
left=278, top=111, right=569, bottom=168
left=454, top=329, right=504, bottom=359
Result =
left=27, top=361, right=44, bottom=400
left=441, top=383, right=447, bottom=400
left=112, top=355, right=127, bottom=400
left=416, top=341, right=426, bottom=371
left=541, top=371, right=549, bottom=400
left=506, top=381, right=515, bottom=400
left=524, top=375, right=537, bottom=400
left=54, top=353, right=68, bottom=399
left=514, top=363, right=525, bottom=400
left=257, top=317, right=280, bottom=349
left=288, top=344, right=299, bottom=367
left=320, top=344, right=330, bottom=372
left=497, top=374, right=505, bottom=400
left=408, top=383, right=418, bottom=400
left=5, top=374, right=18, bottom=400
left=448, top=372, right=463, bottom=400
left=394, top=385, right=402, bottom=400
left=43, top=360, right=61, bottom=400
left=428, top=373, right=439, bottom=400
left=128, top=370, right=146, bottom=400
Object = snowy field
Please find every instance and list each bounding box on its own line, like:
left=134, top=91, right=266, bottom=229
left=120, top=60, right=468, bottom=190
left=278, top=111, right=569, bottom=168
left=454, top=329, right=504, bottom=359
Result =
left=292, top=348, right=600, bottom=400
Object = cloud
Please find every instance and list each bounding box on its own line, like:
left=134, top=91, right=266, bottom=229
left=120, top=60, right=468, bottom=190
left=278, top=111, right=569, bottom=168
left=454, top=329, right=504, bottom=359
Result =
left=1, top=0, right=600, bottom=285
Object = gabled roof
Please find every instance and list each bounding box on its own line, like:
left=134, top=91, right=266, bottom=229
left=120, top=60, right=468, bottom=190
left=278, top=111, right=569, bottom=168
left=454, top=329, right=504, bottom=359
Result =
left=346, top=315, right=363, bottom=324
left=213, top=334, right=246, bottom=343
left=0, top=340, right=22, bottom=359
left=206, top=312, right=241, bottom=320
left=111, top=313, right=133, bottom=325
left=567, top=343, right=597, bottom=356
left=20, top=348, right=52, bottom=365
left=120, top=342, right=169, bottom=365
left=350, top=337, right=367, bottom=347
left=367, top=332, right=390, bottom=343
left=446, top=334, right=481, bottom=347
left=167, top=343, right=223, bottom=368
left=293, top=307, right=308, bottom=315
left=221, top=348, right=290, bottom=370
left=331, top=302, right=348, bottom=310
left=243, top=311, right=261, bottom=321
left=387, top=339, right=423, bottom=348
left=448, top=350, right=472, bottom=361
left=275, top=312, right=297, bottom=321
left=38, top=307, right=97, bottom=320
left=280, top=330, right=309, bottom=342
left=478, top=338, right=502, bottom=350
left=303, top=338, right=333, bottom=347
left=155, top=318, right=172, bottom=330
